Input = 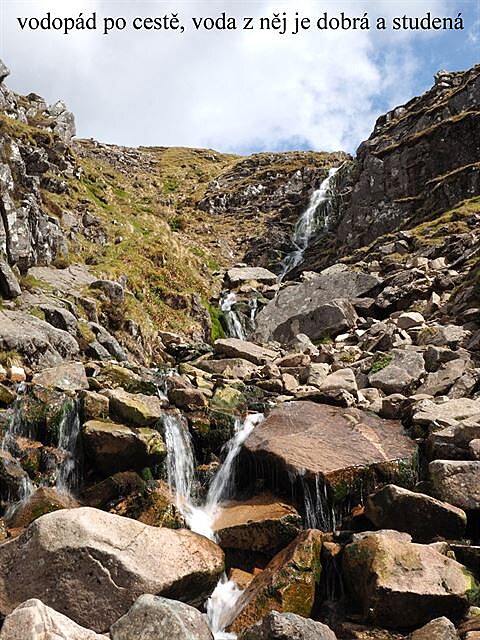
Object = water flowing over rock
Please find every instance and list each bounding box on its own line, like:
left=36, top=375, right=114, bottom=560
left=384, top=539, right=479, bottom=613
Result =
left=241, top=401, right=417, bottom=528
left=0, top=507, right=224, bottom=631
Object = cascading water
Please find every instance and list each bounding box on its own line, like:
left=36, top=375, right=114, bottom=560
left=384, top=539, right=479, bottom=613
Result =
left=220, top=292, right=247, bottom=340
left=163, top=411, right=264, bottom=638
left=279, top=167, right=340, bottom=280
left=55, top=399, right=82, bottom=495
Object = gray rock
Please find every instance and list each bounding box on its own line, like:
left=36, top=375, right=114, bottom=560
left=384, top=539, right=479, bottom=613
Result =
left=342, top=530, right=473, bottom=628
left=409, top=616, right=459, bottom=640
left=110, top=594, right=213, bottom=640
left=397, top=312, right=425, bottom=330
left=214, top=338, right=278, bottom=365
left=254, top=264, right=380, bottom=343
left=365, top=484, right=467, bottom=542
left=430, top=460, right=480, bottom=510
left=32, top=362, right=89, bottom=392
left=0, top=598, right=105, bottom=639
left=417, top=325, right=469, bottom=349
left=368, top=348, right=425, bottom=395
left=0, top=60, right=10, bottom=83
left=41, top=305, right=78, bottom=333
left=0, top=310, right=79, bottom=368
left=89, top=322, right=128, bottom=361
left=417, top=359, right=466, bottom=396
left=89, top=279, right=124, bottom=304
left=0, top=259, right=21, bottom=298
left=414, top=398, right=480, bottom=431
left=239, top=611, right=337, bottom=639
left=226, top=267, right=277, bottom=285
left=0, top=507, right=224, bottom=632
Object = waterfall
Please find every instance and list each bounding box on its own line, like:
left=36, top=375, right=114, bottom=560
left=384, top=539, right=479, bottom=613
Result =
left=163, top=411, right=264, bottom=639
left=220, top=292, right=246, bottom=340
left=279, top=167, right=339, bottom=280
left=55, top=400, right=82, bottom=495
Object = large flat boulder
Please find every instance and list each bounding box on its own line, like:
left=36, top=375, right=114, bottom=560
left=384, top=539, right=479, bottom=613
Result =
left=429, top=460, right=480, bottom=510
left=342, top=530, right=475, bottom=628
left=214, top=338, right=279, bottom=365
left=229, top=529, right=323, bottom=634
left=241, top=401, right=417, bottom=525
left=226, top=267, right=277, bottom=285
left=32, top=362, right=89, bottom=392
left=0, top=599, right=106, bottom=640
left=104, top=388, right=166, bottom=426
left=0, top=507, right=224, bottom=632
left=254, top=264, right=381, bottom=343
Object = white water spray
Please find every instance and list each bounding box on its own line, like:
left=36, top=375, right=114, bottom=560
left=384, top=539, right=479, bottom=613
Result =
left=220, top=292, right=247, bottom=340
left=55, top=400, right=82, bottom=495
left=279, top=167, right=339, bottom=279
left=163, top=411, right=264, bottom=638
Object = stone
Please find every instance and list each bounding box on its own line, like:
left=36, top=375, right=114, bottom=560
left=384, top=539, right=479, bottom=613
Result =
left=429, top=460, right=480, bottom=510
left=397, top=312, right=425, bottom=330
left=32, top=362, right=89, bottom=392
left=0, top=599, right=106, bottom=640
left=229, top=529, right=323, bottom=634
left=417, top=359, right=466, bottom=396
left=82, top=420, right=166, bottom=475
left=211, top=385, right=247, bottom=414
left=0, top=59, right=10, bottom=83
left=0, top=507, right=224, bottom=632
left=239, top=611, right=337, bottom=640
left=0, top=310, right=79, bottom=368
left=41, top=305, right=78, bottom=334
left=82, top=390, right=109, bottom=420
left=0, top=383, right=15, bottom=405
left=409, top=617, right=459, bottom=640
left=89, top=279, right=124, bottom=304
left=470, top=440, right=480, bottom=460
left=242, top=402, right=416, bottom=529
left=214, top=339, right=278, bottom=365
left=81, top=471, right=145, bottom=509
left=104, top=387, right=165, bottom=426
left=276, top=353, right=311, bottom=368
left=365, top=484, right=467, bottom=542
left=6, top=487, right=79, bottom=529
left=254, top=264, right=381, bottom=343
left=414, top=398, right=480, bottom=430
left=342, top=530, right=475, bottom=628
left=0, top=259, right=21, bottom=298
left=214, top=493, right=302, bottom=555
left=110, top=594, right=213, bottom=640
left=368, top=349, right=425, bottom=395
left=417, top=325, right=468, bottom=349
left=201, top=358, right=259, bottom=379
left=169, top=386, right=208, bottom=411
left=307, top=362, right=330, bottom=387
left=226, top=267, right=277, bottom=285
left=319, top=368, right=357, bottom=395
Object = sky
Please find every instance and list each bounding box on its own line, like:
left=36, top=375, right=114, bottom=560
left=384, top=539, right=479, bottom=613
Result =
left=0, top=0, right=479, bottom=155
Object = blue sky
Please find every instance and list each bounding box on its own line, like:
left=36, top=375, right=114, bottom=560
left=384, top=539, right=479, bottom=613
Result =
left=1, top=0, right=479, bottom=154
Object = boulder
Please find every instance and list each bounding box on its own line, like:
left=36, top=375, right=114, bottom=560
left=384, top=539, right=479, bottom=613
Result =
left=397, top=312, right=425, bottom=330
left=200, top=358, right=259, bottom=380
left=169, top=387, right=208, bottom=411
left=229, top=529, right=323, bottom=634
left=110, top=594, right=213, bottom=640
left=368, top=349, right=425, bottom=395
left=82, top=420, right=166, bottom=475
left=6, top=487, right=79, bottom=529
left=104, top=388, right=165, bottom=426
left=41, top=305, right=78, bottom=333
left=254, top=264, right=381, bottom=343
left=365, top=484, right=467, bottom=542
left=214, top=339, right=278, bottom=365
left=214, top=493, right=302, bottom=555
left=32, top=362, right=89, bottom=392
left=242, top=401, right=417, bottom=527
left=0, top=507, right=224, bottom=632
left=210, top=385, right=247, bottom=414
left=0, top=599, right=106, bottom=640
left=226, top=267, right=277, bottom=285
left=239, top=611, right=337, bottom=639
left=409, top=616, right=459, bottom=640
left=342, top=530, right=475, bottom=628
left=414, top=398, right=480, bottom=430
left=0, top=259, right=21, bottom=298
left=417, top=359, right=466, bottom=396
left=429, top=460, right=480, bottom=510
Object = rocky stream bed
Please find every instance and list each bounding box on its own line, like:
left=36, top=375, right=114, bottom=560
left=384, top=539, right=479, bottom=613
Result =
left=0, top=58, right=479, bottom=639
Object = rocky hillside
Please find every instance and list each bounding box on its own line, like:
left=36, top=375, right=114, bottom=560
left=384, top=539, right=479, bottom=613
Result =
left=0, top=57, right=479, bottom=640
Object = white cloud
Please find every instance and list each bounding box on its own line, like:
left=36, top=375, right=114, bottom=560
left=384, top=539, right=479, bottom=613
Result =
left=0, top=0, right=461, bottom=153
